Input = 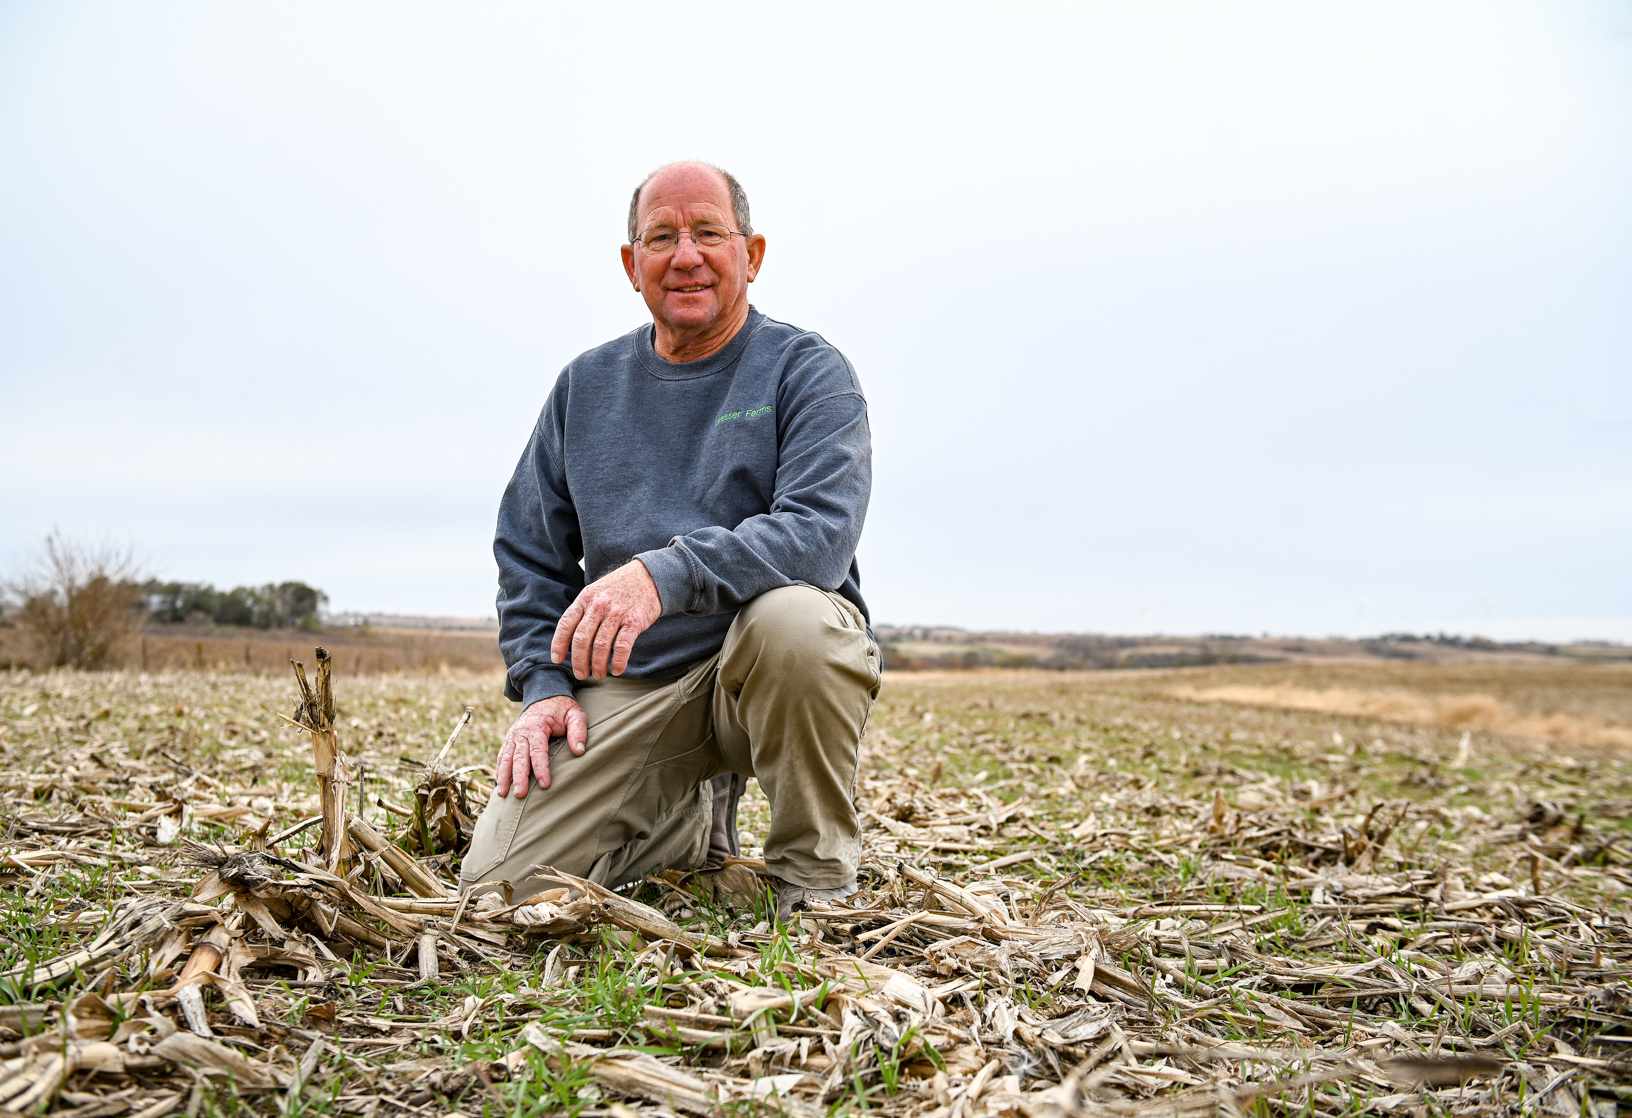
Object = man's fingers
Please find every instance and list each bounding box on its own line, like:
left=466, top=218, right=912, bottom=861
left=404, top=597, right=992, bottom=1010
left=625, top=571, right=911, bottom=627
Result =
left=569, top=598, right=610, bottom=680
left=566, top=705, right=589, bottom=755
left=551, top=597, right=586, bottom=664
left=494, top=739, right=515, bottom=798
left=567, top=597, right=607, bottom=675
left=528, top=732, right=553, bottom=791
left=609, top=621, right=643, bottom=677
left=590, top=615, right=622, bottom=680
left=509, top=733, right=534, bottom=797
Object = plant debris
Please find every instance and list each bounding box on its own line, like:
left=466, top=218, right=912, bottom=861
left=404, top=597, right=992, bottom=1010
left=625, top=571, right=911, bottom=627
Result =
left=2, top=659, right=1629, bottom=1117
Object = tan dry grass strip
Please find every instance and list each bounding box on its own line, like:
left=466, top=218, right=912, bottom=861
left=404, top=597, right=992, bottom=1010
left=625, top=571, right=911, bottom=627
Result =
left=1171, top=682, right=1632, bottom=750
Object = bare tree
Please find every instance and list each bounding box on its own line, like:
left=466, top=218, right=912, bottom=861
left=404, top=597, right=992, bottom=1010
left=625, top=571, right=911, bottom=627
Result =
left=3, top=531, right=144, bottom=670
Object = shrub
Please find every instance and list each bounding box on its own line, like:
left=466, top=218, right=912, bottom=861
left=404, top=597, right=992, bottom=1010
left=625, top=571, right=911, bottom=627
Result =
left=2, top=532, right=145, bottom=670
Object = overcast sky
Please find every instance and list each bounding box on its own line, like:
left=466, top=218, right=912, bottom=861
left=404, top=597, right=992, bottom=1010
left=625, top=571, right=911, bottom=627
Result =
left=2, top=3, right=1629, bottom=641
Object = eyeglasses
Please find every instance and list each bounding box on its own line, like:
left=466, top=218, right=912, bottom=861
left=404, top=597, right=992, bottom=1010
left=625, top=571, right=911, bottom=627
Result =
left=632, top=224, right=746, bottom=254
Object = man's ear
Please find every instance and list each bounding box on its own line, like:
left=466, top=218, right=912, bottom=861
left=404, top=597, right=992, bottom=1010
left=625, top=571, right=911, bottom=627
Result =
left=744, top=234, right=766, bottom=283
left=621, top=243, right=640, bottom=290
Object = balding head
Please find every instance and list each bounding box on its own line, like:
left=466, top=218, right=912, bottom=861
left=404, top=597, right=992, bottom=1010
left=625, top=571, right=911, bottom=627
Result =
left=628, top=162, right=752, bottom=242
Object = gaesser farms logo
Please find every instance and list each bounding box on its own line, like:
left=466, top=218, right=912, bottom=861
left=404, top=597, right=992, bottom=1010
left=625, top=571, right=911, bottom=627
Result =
left=715, top=406, right=773, bottom=426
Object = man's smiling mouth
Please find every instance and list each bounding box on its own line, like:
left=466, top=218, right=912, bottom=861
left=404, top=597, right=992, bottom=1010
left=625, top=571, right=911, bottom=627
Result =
left=673, top=285, right=708, bottom=293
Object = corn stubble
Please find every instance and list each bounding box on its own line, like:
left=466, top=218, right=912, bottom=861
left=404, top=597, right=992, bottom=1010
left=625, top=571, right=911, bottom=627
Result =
left=0, top=661, right=1629, bottom=1118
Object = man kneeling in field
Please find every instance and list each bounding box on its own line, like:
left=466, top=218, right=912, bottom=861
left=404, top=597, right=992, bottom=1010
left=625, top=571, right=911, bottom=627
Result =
left=461, top=162, right=880, bottom=919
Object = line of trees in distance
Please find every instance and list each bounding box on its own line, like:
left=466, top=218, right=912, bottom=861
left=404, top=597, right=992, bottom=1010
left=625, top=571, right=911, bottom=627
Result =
left=142, top=580, right=328, bottom=630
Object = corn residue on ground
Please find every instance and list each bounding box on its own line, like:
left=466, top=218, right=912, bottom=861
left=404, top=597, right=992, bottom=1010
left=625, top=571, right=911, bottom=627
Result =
left=2, top=662, right=1630, bottom=1118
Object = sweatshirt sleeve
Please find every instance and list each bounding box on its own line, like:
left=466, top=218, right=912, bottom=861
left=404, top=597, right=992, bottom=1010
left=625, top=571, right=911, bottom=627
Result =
left=494, top=382, right=584, bottom=708
left=636, top=344, right=871, bottom=616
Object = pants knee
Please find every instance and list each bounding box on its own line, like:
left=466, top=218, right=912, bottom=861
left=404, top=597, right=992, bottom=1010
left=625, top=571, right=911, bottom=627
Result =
left=734, top=586, right=858, bottom=664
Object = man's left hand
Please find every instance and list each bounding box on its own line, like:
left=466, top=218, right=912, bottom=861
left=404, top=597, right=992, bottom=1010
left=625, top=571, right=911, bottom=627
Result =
left=551, top=559, right=664, bottom=680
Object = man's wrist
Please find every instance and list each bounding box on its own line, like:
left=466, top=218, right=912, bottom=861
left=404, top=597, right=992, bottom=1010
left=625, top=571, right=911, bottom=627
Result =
left=635, top=547, right=691, bottom=617
left=519, top=665, right=575, bottom=711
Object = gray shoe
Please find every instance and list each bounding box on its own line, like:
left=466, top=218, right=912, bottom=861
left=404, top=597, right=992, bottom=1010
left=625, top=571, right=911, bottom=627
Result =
left=705, top=774, right=743, bottom=869
left=773, top=875, right=858, bottom=921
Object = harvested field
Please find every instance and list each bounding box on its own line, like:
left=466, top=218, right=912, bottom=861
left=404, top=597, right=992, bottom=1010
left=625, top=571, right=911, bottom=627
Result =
left=2, top=660, right=1630, bottom=1118
left=126, top=627, right=504, bottom=677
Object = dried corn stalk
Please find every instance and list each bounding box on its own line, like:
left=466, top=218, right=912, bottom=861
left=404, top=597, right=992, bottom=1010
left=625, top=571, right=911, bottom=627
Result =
left=288, top=647, right=353, bottom=873
left=403, top=705, right=477, bottom=857
left=350, top=815, right=451, bottom=898
left=189, top=844, right=419, bottom=948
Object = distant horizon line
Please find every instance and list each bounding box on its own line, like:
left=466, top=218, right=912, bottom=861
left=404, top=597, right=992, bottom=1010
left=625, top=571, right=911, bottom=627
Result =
left=310, top=611, right=1628, bottom=648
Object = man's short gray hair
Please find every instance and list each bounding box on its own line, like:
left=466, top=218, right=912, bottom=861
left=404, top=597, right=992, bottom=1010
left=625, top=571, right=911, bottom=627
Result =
left=627, top=163, right=753, bottom=243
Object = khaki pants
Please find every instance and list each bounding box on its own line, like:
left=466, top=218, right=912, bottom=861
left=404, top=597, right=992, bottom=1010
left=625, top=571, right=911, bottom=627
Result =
left=461, top=586, right=881, bottom=898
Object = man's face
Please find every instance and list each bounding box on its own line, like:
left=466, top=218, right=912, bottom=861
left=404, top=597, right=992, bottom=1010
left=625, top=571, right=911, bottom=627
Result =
left=621, top=164, right=765, bottom=343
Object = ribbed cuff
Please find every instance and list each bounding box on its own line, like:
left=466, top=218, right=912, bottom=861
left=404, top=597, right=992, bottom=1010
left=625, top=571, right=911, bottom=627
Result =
left=514, top=663, right=575, bottom=710
left=635, top=547, right=693, bottom=617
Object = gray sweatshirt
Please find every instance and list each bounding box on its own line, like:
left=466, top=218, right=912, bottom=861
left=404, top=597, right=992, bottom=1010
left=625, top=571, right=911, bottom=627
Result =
left=495, top=308, right=872, bottom=708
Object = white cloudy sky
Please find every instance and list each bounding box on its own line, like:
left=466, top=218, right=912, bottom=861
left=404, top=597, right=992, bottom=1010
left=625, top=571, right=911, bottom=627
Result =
left=2, top=2, right=1629, bottom=640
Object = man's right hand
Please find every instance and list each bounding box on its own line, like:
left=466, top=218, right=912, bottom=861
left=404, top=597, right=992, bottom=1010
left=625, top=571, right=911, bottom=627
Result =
left=493, top=695, right=588, bottom=797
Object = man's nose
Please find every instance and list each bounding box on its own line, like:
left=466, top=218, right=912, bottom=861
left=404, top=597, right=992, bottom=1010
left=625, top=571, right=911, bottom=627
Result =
left=671, top=233, right=706, bottom=266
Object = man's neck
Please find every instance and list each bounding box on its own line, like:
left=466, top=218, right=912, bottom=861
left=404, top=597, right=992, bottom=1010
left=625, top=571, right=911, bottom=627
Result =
left=653, top=303, right=752, bottom=363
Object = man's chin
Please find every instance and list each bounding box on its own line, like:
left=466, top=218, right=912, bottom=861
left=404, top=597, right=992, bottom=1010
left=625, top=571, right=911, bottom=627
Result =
left=656, top=303, right=722, bottom=333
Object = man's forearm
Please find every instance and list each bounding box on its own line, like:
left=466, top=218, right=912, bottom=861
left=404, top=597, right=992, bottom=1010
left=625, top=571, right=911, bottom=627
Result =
left=495, top=400, right=586, bottom=705
left=635, top=395, right=870, bottom=618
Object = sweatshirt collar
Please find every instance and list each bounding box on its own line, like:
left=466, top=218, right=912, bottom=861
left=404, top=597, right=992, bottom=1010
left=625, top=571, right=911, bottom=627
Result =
left=636, top=307, right=762, bottom=380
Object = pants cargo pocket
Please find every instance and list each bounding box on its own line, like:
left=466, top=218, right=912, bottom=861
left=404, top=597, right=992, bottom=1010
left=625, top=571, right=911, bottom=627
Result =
left=461, top=742, right=560, bottom=886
